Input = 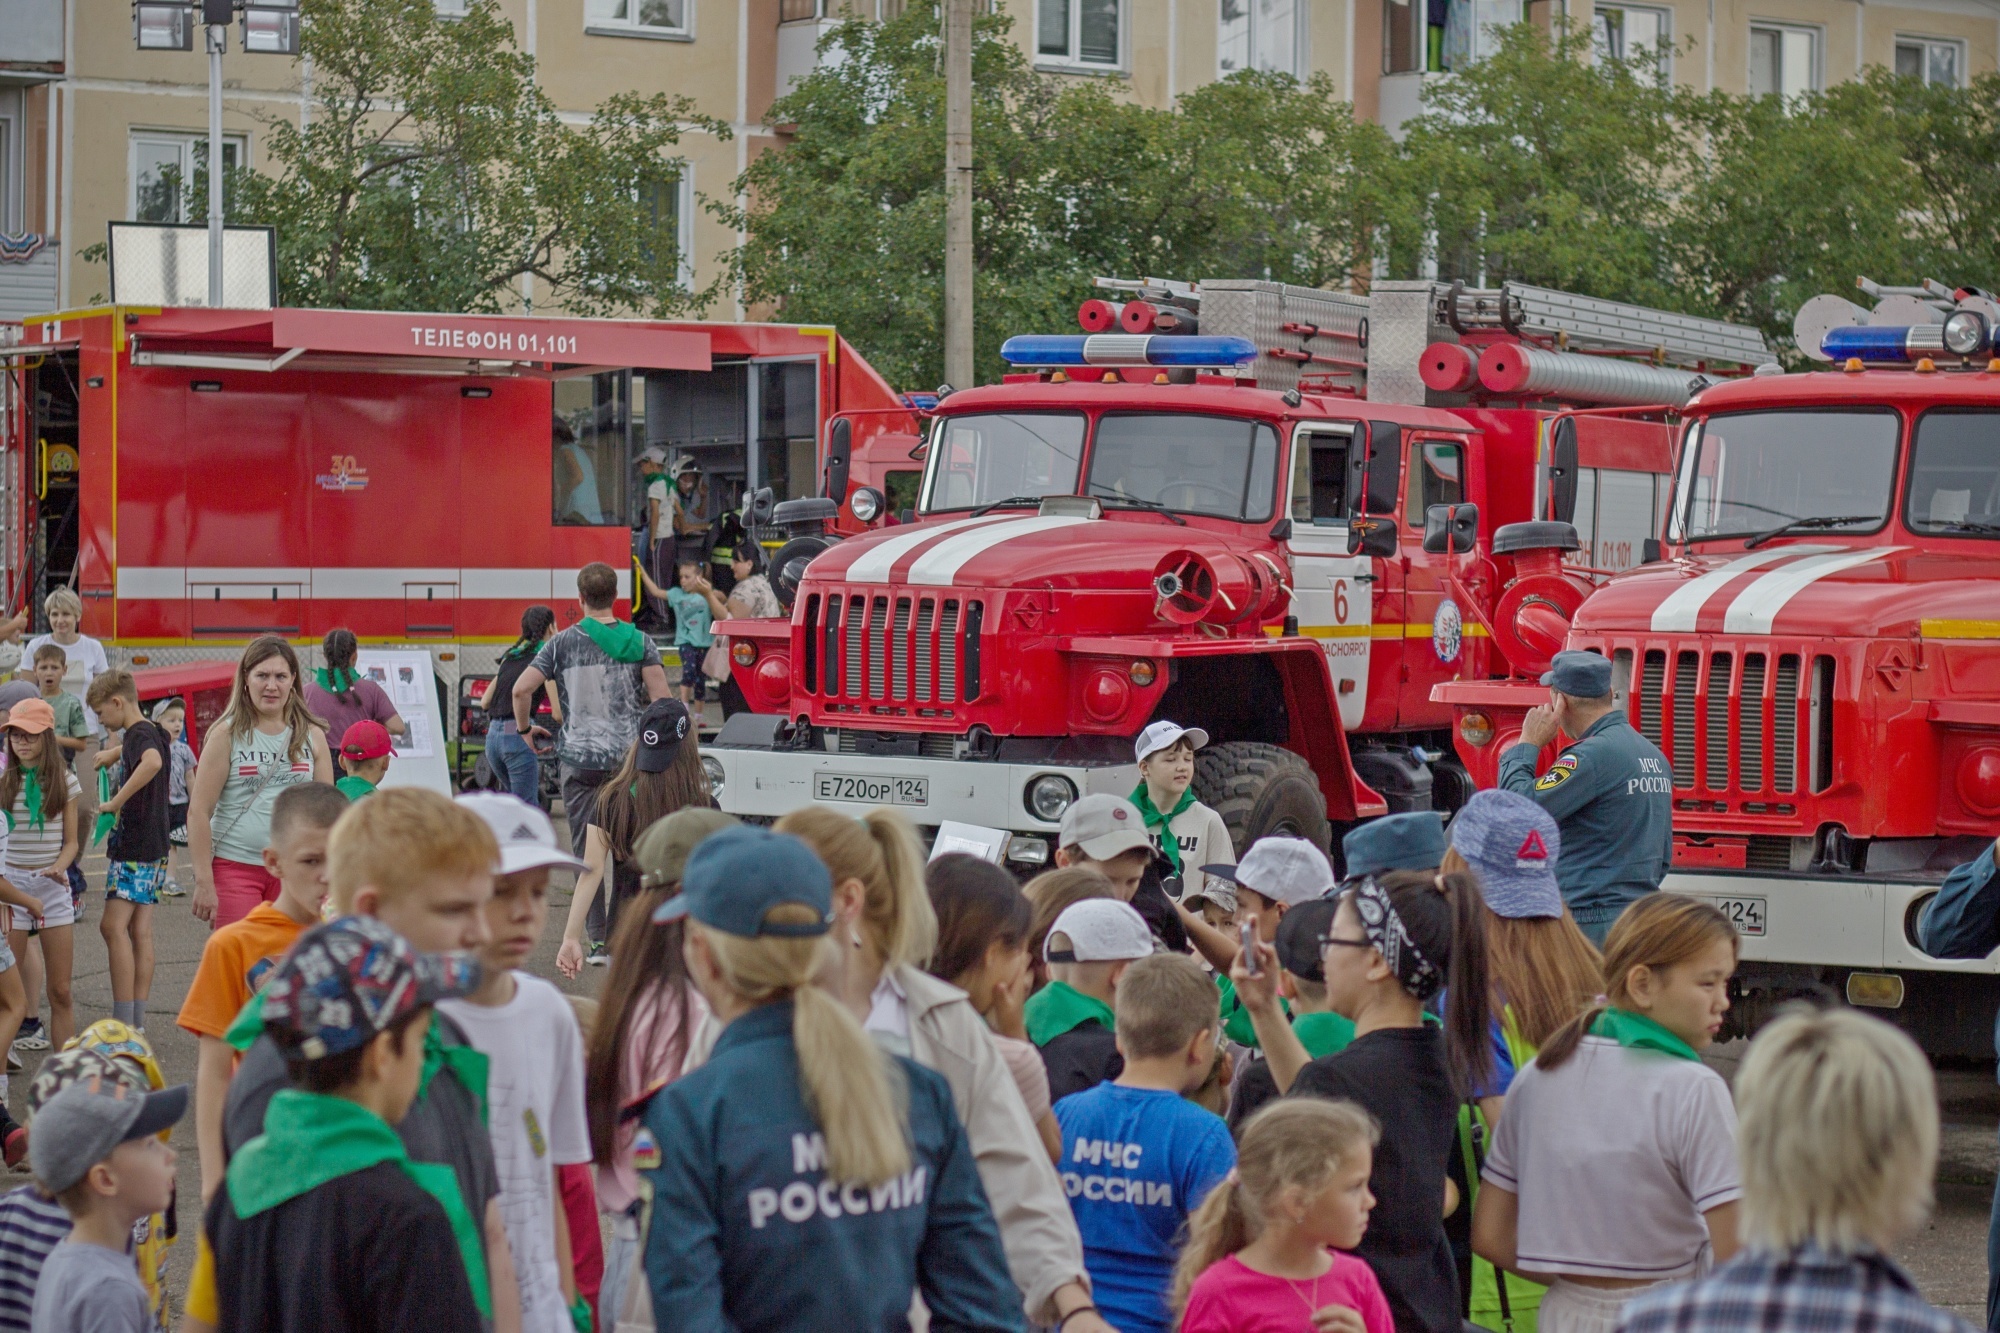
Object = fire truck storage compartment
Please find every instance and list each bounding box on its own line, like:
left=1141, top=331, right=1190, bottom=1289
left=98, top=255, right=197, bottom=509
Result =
left=637, top=360, right=821, bottom=530
left=29, top=351, right=80, bottom=616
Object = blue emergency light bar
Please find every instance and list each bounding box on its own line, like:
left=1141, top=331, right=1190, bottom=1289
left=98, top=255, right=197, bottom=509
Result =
left=999, top=334, right=1258, bottom=369
left=1822, top=311, right=1988, bottom=362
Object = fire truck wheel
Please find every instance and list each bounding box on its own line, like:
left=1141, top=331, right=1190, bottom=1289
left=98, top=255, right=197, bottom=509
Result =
left=1194, top=742, right=1332, bottom=858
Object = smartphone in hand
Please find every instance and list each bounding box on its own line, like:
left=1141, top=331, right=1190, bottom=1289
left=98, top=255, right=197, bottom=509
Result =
left=1239, top=921, right=1261, bottom=976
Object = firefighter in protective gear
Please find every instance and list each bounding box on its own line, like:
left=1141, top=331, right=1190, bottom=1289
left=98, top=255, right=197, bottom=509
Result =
left=1496, top=651, right=1672, bottom=945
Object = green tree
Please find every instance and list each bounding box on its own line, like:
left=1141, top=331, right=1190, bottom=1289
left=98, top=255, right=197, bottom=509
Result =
left=223, top=0, right=725, bottom=313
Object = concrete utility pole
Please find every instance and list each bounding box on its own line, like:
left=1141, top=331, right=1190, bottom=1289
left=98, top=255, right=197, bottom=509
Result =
left=943, top=0, right=973, bottom=388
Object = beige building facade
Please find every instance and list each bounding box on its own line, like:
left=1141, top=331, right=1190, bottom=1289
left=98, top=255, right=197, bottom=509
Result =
left=1, top=0, right=1995, bottom=320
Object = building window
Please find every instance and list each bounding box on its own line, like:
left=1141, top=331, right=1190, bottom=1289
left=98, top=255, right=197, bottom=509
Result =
left=1748, top=23, right=1817, bottom=97
left=1220, top=0, right=1299, bottom=76
left=586, top=0, right=689, bottom=40
left=1038, top=0, right=1121, bottom=68
left=779, top=0, right=816, bottom=20
left=642, top=172, right=693, bottom=289
left=1594, top=3, right=1669, bottom=76
left=1894, top=36, right=1961, bottom=86
left=129, top=133, right=246, bottom=223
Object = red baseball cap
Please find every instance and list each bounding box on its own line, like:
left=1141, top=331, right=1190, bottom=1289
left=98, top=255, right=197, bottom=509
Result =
left=339, top=720, right=393, bottom=762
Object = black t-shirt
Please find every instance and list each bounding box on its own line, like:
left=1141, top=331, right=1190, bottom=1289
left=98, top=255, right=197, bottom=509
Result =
left=1227, top=1054, right=1282, bottom=1136
left=1132, top=860, right=1189, bottom=954
left=488, top=655, right=534, bottom=724
left=107, top=719, right=171, bottom=863
left=1290, top=1027, right=1460, bottom=1333
left=1039, top=1020, right=1125, bottom=1106
left=206, top=1161, right=483, bottom=1333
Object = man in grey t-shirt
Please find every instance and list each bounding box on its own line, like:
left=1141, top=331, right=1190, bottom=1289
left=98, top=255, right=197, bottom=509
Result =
left=511, top=562, right=668, bottom=945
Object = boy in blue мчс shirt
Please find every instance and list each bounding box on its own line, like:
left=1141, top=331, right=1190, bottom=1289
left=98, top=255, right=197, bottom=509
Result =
left=1055, top=953, right=1236, bottom=1333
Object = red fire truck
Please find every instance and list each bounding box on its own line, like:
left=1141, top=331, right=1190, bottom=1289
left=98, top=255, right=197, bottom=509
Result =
left=0, top=305, right=916, bottom=689
left=714, top=278, right=1769, bottom=873
left=1432, top=279, right=2000, bottom=1055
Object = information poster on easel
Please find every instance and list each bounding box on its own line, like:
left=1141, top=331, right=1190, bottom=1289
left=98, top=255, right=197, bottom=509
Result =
left=354, top=648, right=450, bottom=795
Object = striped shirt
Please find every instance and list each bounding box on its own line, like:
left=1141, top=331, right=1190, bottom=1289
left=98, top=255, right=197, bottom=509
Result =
left=0, top=1184, right=73, bottom=1332
left=4, top=772, right=79, bottom=873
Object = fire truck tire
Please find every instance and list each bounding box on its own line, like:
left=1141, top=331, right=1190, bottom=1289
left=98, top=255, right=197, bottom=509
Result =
left=1194, top=742, right=1332, bottom=857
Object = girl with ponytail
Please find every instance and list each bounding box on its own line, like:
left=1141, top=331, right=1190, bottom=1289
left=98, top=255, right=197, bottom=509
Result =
left=641, top=824, right=1020, bottom=1331
left=302, top=626, right=405, bottom=752
left=1472, top=894, right=1742, bottom=1333
left=778, top=805, right=1110, bottom=1333
left=1231, top=867, right=1492, bottom=1333
left=479, top=606, right=559, bottom=806
left=1173, top=1099, right=1391, bottom=1333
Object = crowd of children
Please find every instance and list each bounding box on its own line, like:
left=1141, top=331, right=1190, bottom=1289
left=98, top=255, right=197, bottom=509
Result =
left=0, top=588, right=1978, bottom=1333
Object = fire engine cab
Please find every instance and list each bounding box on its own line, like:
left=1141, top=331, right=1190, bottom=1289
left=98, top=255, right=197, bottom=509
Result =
left=1437, top=278, right=2000, bottom=1056
left=715, top=278, right=1770, bottom=872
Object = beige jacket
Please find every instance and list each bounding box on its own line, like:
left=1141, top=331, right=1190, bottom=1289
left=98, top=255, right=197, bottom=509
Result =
left=896, top=963, right=1090, bottom=1325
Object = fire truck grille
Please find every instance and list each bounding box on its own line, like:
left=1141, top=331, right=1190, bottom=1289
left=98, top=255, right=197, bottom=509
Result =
left=1628, top=646, right=1816, bottom=806
left=803, top=588, right=985, bottom=709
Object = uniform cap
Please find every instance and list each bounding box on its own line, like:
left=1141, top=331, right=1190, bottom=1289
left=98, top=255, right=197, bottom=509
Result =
left=261, top=916, right=481, bottom=1061
left=634, top=807, right=740, bottom=891
left=456, top=792, right=587, bottom=875
left=1057, top=793, right=1153, bottom=861
left=29, top=1077, right=188, bottom=1195
left=1449, top=789, right=1563, bottom=919
left=1539, top=650, right=1613, bottom=698
left=1341, top=811, right=1447, bottom=880
left=1044, top=898, right=1153, bottom=963
left=636, top=699, right=693, bottom=774
left=339, top=720, right=393, bottom=762
left=1204, top=836, right=1336, bottom=907
left=1274, top=896, right=1341, bottom=982
left=651, top=825, right=834, bottom=937
left=1135, top=721, right=1209, bottom=765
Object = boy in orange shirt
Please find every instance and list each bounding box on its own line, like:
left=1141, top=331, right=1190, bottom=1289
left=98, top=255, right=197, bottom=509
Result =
left=175, top=782, right=348, bottom=1204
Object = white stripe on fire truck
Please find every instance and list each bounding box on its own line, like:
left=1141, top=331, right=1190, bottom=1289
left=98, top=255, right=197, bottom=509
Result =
left=1720, top=547, right=1901, bottom=635
left=905, top=516, right=1092, bottom=587
left=1646, top=546, right=1836, bottom=633
left=115, top=567, right=629, bottom=600
left=840, top=516, right=1016, bottom=584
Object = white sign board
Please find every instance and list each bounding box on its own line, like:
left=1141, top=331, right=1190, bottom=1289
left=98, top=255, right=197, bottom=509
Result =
left=355, top=649, right=450, bottom=796
left=929, top=821, right=1008, bottom=864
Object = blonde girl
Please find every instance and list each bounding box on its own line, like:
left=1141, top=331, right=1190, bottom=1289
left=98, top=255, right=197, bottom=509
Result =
left=1473, top=895, right=1743, bottom=1333
left=188, top=636, right=334, bottom=928
left=778, top=805, right=1107, bottom=1332
left=1174, top=1099, right=1393, bottom=1333
left=641, top=824, right=1019, bottom=1330
left=0, top=699, right=78, bottom=1050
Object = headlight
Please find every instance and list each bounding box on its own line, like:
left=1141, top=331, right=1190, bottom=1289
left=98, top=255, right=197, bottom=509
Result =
left=849, top=487, right=884, bottom=523
left=1026, top=774, right=1078, bottom=822
left=1944, top=310, right=1990, bottom=358
left=701, top=755, right=726, bottom=800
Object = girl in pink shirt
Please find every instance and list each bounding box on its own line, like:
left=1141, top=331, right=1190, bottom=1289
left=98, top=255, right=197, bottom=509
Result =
left=1174, top=1098, right=1394, bottom=1333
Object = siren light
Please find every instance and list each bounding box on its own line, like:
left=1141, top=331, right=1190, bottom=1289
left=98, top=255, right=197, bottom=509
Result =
left=1820, top=325, right=1951, bottom=362
left=1000, top=334, right=1257, bottom=369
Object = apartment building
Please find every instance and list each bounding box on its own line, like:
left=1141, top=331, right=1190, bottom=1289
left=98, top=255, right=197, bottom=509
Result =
left=1, top=0, right=1995, bottom=320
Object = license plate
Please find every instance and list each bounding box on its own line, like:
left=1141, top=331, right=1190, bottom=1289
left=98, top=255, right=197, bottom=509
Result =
left=1700, top=895, right=1767, bottom=937
left=813, top=773, right=930, bottom=806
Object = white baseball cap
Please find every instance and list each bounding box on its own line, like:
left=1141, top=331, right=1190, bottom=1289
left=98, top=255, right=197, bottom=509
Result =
left=456, top=792, right=587, bottom=876
left=1058, top=793, right=1154, bottom=861
left=1206, top=836, right=1335, bottom=907
left=1136, top=721, right=1209, bottom=764
left=1044, top=898, right=1153, bottom=963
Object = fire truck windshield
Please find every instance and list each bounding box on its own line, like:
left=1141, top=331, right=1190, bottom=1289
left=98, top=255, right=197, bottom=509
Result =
left=1905, top=409, right=2000, bottom=537
left=1086, top=414, right=1281, bottom=521
left=923, top=412, right=1085, bottom=512
left=1675, top=408, right=1898, bottom=543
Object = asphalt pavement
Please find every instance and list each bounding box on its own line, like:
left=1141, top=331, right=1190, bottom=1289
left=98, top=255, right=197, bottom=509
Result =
left=30, top=836, right=2000, bottom=1328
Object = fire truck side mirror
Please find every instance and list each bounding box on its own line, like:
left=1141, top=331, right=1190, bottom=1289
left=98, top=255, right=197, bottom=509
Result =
left=1423, top=503, right=1480, bottom=554
left=1346, top=516, right=1398, bottom=559
left=824, top=418, right=853, bottom=504
left=1549, top=418, right=1580, bottom=523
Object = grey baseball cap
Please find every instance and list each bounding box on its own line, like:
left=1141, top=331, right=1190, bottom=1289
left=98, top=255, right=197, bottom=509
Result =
left=29, top=1075, right=187, bottom=1194
left=1057, top=793, right=1153, bottom=861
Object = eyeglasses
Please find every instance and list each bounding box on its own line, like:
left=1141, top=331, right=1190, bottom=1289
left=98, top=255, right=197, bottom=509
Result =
left=1319, top=935, right=1374, bottom=952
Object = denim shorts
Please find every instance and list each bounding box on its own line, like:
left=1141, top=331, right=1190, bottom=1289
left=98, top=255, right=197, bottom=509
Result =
left=110, top=860, right=171, bottom=906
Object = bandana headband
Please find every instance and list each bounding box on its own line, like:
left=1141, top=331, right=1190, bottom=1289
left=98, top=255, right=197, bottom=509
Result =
left=1348, top=877, right=1443, bottom=1002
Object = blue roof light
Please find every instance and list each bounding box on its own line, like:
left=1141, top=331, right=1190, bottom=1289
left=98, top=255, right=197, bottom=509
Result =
left=1821, top=326, right=1919, bottom=361
left=999, top=334, right=1257, bottom=369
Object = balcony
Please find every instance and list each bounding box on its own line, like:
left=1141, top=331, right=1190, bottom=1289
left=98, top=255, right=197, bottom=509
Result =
left=0, top=0, right=64, bottom=69
left=0, top=244, right=58, bottom=321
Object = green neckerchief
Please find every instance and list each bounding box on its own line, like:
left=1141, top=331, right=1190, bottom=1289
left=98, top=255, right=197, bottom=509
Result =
left=1025, top=981, right=1115, bottom=1047
left=576, top=616, right=649, bottom=664
left=20, top=770, right=45, bottom=833
left=223, top=991, right=490, bottom=1124
left=1217, top=974, right=1291, bottom=1049
left=313, top=667, right=360, bottom=696
left=1129, top=782, right=1196, bottom=876
left=335, top=774, right=378, bottom=802
left=90, top=767, right=116, bottom=848
left=227, top=1089, right=492, bottom=1319
left=1293, top=1010, right=1357, bottom=1059
left=1591, top=1007, right=1701, bottom=1062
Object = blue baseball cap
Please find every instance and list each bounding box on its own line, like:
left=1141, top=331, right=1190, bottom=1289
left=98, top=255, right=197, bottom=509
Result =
left=1539, top=650, right=1612, bottom=698
left=651, top=825, right=835, bottom=937
left=1342, top=811, right=1447, bottom=880
left=1449, top=789, right=1562, bottom=919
